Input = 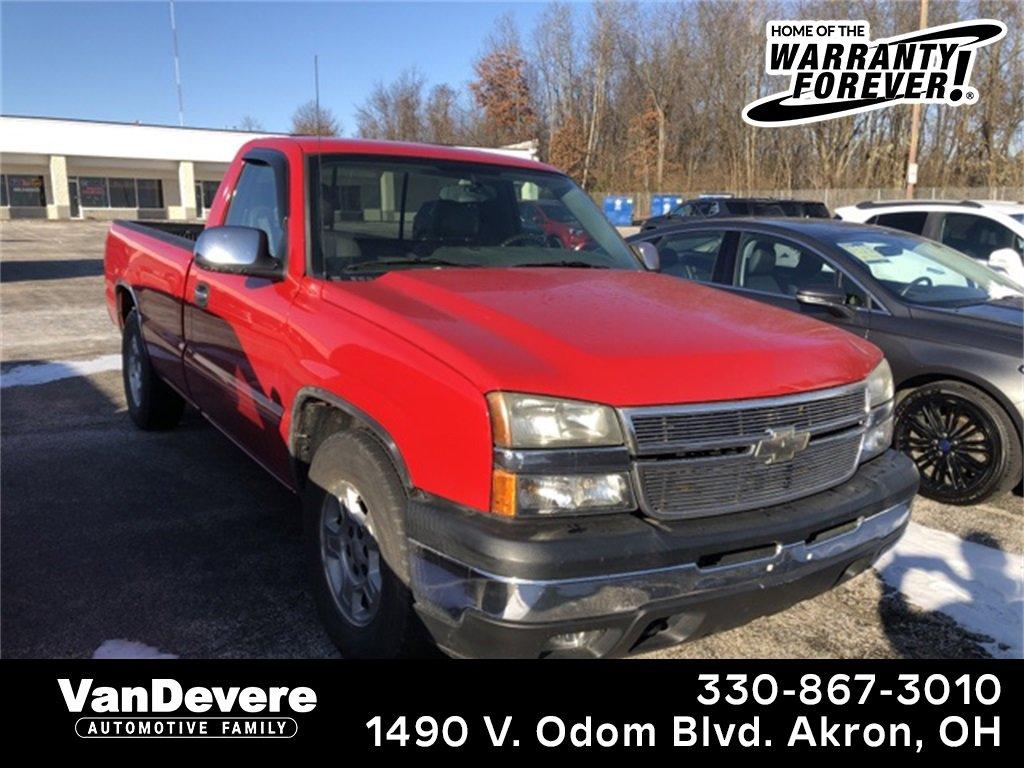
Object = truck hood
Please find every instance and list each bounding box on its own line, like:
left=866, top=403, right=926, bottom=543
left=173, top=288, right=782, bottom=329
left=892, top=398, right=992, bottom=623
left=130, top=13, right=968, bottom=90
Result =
left=324, top=268, right=881, bottom=406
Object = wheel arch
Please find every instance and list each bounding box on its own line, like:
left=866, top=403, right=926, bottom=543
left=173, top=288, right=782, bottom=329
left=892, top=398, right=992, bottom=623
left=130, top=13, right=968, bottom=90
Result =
left=114, top=282, right=138, bottom=330
left=289, top=386, right=412, bottom=492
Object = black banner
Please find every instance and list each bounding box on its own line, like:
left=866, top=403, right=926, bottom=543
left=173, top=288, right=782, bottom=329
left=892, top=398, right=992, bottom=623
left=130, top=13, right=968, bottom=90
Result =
left=3, top=659, right=1019, bottom=756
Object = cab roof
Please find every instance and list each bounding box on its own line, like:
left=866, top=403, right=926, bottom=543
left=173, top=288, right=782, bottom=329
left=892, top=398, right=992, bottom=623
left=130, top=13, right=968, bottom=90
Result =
left=242, top=135, right=560, bottom=174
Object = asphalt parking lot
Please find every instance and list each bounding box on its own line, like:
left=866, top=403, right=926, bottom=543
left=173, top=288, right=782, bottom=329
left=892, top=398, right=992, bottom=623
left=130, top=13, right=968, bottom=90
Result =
left=2, top=219, right=1021, bottom=659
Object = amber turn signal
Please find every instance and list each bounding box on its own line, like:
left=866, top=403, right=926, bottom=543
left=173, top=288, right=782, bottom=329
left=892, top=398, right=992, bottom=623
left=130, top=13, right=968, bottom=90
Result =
left=490, top=468, right=517, bottom=517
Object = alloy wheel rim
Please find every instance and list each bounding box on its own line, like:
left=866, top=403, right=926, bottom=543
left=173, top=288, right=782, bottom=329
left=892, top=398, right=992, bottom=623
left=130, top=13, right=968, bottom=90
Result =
left=896, top=393, right=998, bottom=497
left=320, top=481, right=382, bottom=627
left=128, top=334, right=144, bottom=405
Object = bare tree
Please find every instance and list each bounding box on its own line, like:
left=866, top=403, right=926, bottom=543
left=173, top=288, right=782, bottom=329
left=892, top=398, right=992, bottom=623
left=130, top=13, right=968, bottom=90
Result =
left=291, top=100, right=340, bottom=136
left=335, top=0, right=1024, bottom=195
left=237, top=115, right=263, bottom=131
left=425, top=84, right=463, bottom=144
left=356, top=69, right=426, bottom=141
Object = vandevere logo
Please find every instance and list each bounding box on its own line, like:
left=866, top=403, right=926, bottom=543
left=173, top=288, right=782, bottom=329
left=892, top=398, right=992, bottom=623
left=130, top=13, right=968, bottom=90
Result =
left=59, top=678, right=317, bottom=738
left=743, top=19, right=1007, bottom=126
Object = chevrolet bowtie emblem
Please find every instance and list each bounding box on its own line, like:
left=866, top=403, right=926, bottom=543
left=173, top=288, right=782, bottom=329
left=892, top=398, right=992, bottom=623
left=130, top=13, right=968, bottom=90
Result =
left=754, top=427, right=811, bottom=465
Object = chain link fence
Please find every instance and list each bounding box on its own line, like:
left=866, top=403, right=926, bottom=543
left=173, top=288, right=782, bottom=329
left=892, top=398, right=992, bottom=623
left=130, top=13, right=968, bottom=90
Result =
left=597, top=187, right=1024, bottom=223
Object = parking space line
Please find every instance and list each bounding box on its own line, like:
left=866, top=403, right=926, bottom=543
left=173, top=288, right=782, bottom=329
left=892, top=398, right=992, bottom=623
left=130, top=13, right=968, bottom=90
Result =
left=1, top=353, right=121, bottom=388
left=876, top=522, right=1023, bottom=659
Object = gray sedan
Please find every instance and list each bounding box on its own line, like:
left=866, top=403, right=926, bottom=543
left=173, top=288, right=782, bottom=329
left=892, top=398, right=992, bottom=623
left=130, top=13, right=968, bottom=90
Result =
left=628, top=217, right=1023, bottom=505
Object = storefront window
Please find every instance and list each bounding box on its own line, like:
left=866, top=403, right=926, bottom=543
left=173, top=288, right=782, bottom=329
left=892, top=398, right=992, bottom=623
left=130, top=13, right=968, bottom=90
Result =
left=137, top=179, right=163, bottom=209
left=199, top=180, right=219, bottom=211
left=0, top=175, right=7, bottom=207
left=7, top=175, right=46, bottom=207
left=79, top=177, right=109, bottom=208
left=108, top=178, right=138, bottom=208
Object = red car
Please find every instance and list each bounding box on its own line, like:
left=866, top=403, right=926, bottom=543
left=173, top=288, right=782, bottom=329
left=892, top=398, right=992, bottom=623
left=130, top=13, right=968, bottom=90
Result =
left=519, top=199, right=593, bottom=249
left=105, top=137, right=917, bottom=658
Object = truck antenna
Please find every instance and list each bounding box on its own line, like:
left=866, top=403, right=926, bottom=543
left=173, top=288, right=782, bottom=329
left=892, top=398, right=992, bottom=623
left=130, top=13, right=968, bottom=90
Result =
left=314, top=55, right=324, bottom=265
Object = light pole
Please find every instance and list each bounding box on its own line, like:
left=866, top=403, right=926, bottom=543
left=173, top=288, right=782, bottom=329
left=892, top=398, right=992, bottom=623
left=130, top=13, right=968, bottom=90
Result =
left=905, top=0, right=929, bottom=198
left=169, top=0, right=185, bottom=126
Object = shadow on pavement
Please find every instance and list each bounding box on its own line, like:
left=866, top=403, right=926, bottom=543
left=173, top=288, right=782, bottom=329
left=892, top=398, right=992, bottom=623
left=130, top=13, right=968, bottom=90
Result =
left=0, top=371, right=337, bottom=659
left=877, top=529, right=1017, bottom=659
left=0, top=259, right=104, bottom=283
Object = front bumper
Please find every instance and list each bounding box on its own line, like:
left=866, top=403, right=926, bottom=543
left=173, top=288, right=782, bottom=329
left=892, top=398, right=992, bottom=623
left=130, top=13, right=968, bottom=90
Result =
left=407, top=449, right=918, bottom=658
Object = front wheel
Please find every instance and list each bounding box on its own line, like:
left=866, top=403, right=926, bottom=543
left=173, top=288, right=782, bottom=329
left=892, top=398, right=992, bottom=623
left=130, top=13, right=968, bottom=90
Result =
left=894, top=380, right=1022, bottom=505
left=304, top=430, right=437, bottom=658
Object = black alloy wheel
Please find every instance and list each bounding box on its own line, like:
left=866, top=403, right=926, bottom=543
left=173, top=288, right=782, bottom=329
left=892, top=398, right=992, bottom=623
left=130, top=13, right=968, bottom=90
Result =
left=894, top=381, right=1020, bottom=505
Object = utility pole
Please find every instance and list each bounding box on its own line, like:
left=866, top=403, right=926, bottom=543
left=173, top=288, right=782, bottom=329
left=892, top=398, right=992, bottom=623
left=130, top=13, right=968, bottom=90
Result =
left=169, top=0, right=185, bottom=126
left=905, top=0, right=929, bottom=198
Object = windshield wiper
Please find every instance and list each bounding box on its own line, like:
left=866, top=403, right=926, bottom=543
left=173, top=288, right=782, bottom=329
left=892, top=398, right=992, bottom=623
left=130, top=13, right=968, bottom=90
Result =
left=343, top=257, right=472, bottom=272
left=514, top=260, right=609, bottom=269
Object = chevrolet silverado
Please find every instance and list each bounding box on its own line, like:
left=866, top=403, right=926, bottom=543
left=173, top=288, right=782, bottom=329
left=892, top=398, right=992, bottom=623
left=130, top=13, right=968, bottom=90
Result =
left=104, top=137, right=918, bottom=658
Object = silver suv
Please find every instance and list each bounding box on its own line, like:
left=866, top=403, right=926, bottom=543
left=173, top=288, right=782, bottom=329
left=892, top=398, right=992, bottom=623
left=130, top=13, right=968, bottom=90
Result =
left=836, top=200, right=1024, bottom=285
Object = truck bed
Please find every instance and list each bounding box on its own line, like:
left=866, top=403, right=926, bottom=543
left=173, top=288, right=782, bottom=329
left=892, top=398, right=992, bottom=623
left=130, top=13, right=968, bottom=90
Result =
left=114, top=219, right=205, bottom=247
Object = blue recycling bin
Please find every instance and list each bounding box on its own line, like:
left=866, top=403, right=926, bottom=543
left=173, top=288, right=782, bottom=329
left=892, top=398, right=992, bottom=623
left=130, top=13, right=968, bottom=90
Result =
left=650, top=194, right=684, bottom=217
left=602, top=195, right=634, bottom=227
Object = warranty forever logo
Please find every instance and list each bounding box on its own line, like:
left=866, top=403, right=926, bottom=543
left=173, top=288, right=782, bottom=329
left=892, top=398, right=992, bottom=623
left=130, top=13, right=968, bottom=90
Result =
left=743, top=19, right=1007, bottom=127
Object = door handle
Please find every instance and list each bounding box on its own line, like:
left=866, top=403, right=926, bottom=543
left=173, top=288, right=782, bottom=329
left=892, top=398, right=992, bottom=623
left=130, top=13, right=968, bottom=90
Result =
left=194, top=282, right=209, bottom=308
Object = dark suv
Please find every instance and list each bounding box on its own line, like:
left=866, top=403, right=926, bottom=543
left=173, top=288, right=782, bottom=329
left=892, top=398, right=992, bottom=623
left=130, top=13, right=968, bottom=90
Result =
left=639, top=197, right=830, bottom=232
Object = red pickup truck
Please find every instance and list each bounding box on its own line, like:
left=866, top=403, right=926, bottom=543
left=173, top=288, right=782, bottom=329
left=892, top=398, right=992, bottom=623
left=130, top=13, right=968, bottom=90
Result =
left=105, top=137, right=918, bottom=658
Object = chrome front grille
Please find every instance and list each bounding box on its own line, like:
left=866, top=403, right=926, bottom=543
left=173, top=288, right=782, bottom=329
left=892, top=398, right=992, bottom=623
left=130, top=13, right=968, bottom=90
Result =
left=623, top=383, right=868, bottom=519
left=626, top=386, right=867, bottom=455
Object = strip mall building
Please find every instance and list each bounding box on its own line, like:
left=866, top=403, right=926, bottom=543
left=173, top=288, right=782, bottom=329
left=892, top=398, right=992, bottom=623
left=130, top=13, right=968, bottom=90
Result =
left=0, top=115, right=538, bottom=222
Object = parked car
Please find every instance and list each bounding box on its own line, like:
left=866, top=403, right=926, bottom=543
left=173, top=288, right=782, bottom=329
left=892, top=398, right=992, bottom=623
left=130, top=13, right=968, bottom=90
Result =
left=836, top=200, right=1024, bottom=285
left=519, top=199, right=593, bottom=250
left=105, top=138, right=917, bottom=658
left=639, top=196, right=830, bottom=232
left=628, top=218, right=1023, bottom=505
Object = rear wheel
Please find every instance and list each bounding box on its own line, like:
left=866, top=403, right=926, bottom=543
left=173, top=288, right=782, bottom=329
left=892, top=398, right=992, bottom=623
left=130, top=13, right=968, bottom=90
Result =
left=894, top=380, right=1021, bottom=505
left=304, top=430, right=437, bottom=658
left=122, top=309, right=184, bottom=430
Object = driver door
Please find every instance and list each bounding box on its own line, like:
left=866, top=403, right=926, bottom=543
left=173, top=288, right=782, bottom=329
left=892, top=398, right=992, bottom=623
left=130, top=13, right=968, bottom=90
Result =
left=184, top=151, right=295, bottom=480
left=720, top=231, right=871, bottom=337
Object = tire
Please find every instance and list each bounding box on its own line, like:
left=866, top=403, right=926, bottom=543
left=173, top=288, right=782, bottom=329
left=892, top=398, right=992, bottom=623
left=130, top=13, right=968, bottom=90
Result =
left=894, top=380, right=1022, bottom=505
left=122, top=309, right=184, bottom=430
left=304, top=429, right=437, bottom=658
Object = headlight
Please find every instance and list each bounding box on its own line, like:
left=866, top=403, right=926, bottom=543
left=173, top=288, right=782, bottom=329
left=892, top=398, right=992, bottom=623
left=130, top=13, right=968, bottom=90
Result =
left=860, top=359, right=895, bottom=463
left=865, top=359, right=894, bottom=408
left=487, top=392, right=624, bottom=448
left=492, top=469, right=634, bottom=517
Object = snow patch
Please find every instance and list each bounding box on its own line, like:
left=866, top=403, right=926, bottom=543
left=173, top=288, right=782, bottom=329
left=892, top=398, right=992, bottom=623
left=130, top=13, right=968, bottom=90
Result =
left=92, top=640, right=178, bottom=659
left=876, top=522, right=1023, bottom=658
left=1, top=354, right=121, bottom=388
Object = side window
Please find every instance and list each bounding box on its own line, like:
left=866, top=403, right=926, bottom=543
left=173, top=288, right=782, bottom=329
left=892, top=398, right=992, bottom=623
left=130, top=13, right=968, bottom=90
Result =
left=872, top=211, right=928, bottom=235
left=672, top=203, right=695, bottom=218
left=734, top=233, right=867, bottom=306
left=656, top=231, right=725, bottom=282
left=939, top=213, right=1015, bottom=260
left=226, top=162, right=285, bottom=259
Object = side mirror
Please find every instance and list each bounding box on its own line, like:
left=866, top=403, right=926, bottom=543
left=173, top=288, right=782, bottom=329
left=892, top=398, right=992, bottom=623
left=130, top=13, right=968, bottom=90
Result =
left=632, top=241, right=660, bottom=271
left=796, top=287, right=856, bottom=319
left=988, top=248, right=1020, bottom=277
left=194, top=226, right=282, bottom=278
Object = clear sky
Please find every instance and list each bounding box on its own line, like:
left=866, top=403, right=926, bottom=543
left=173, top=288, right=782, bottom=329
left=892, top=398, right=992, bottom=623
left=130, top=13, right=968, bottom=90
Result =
left=0, top=1, right=555, bottom=133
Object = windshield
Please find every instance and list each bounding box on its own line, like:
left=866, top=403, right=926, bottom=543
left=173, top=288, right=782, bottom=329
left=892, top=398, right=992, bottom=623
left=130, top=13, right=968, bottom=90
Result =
left=310, top=155, right=638, bottom=277
left=833, top=231, right=1022, bottom=307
